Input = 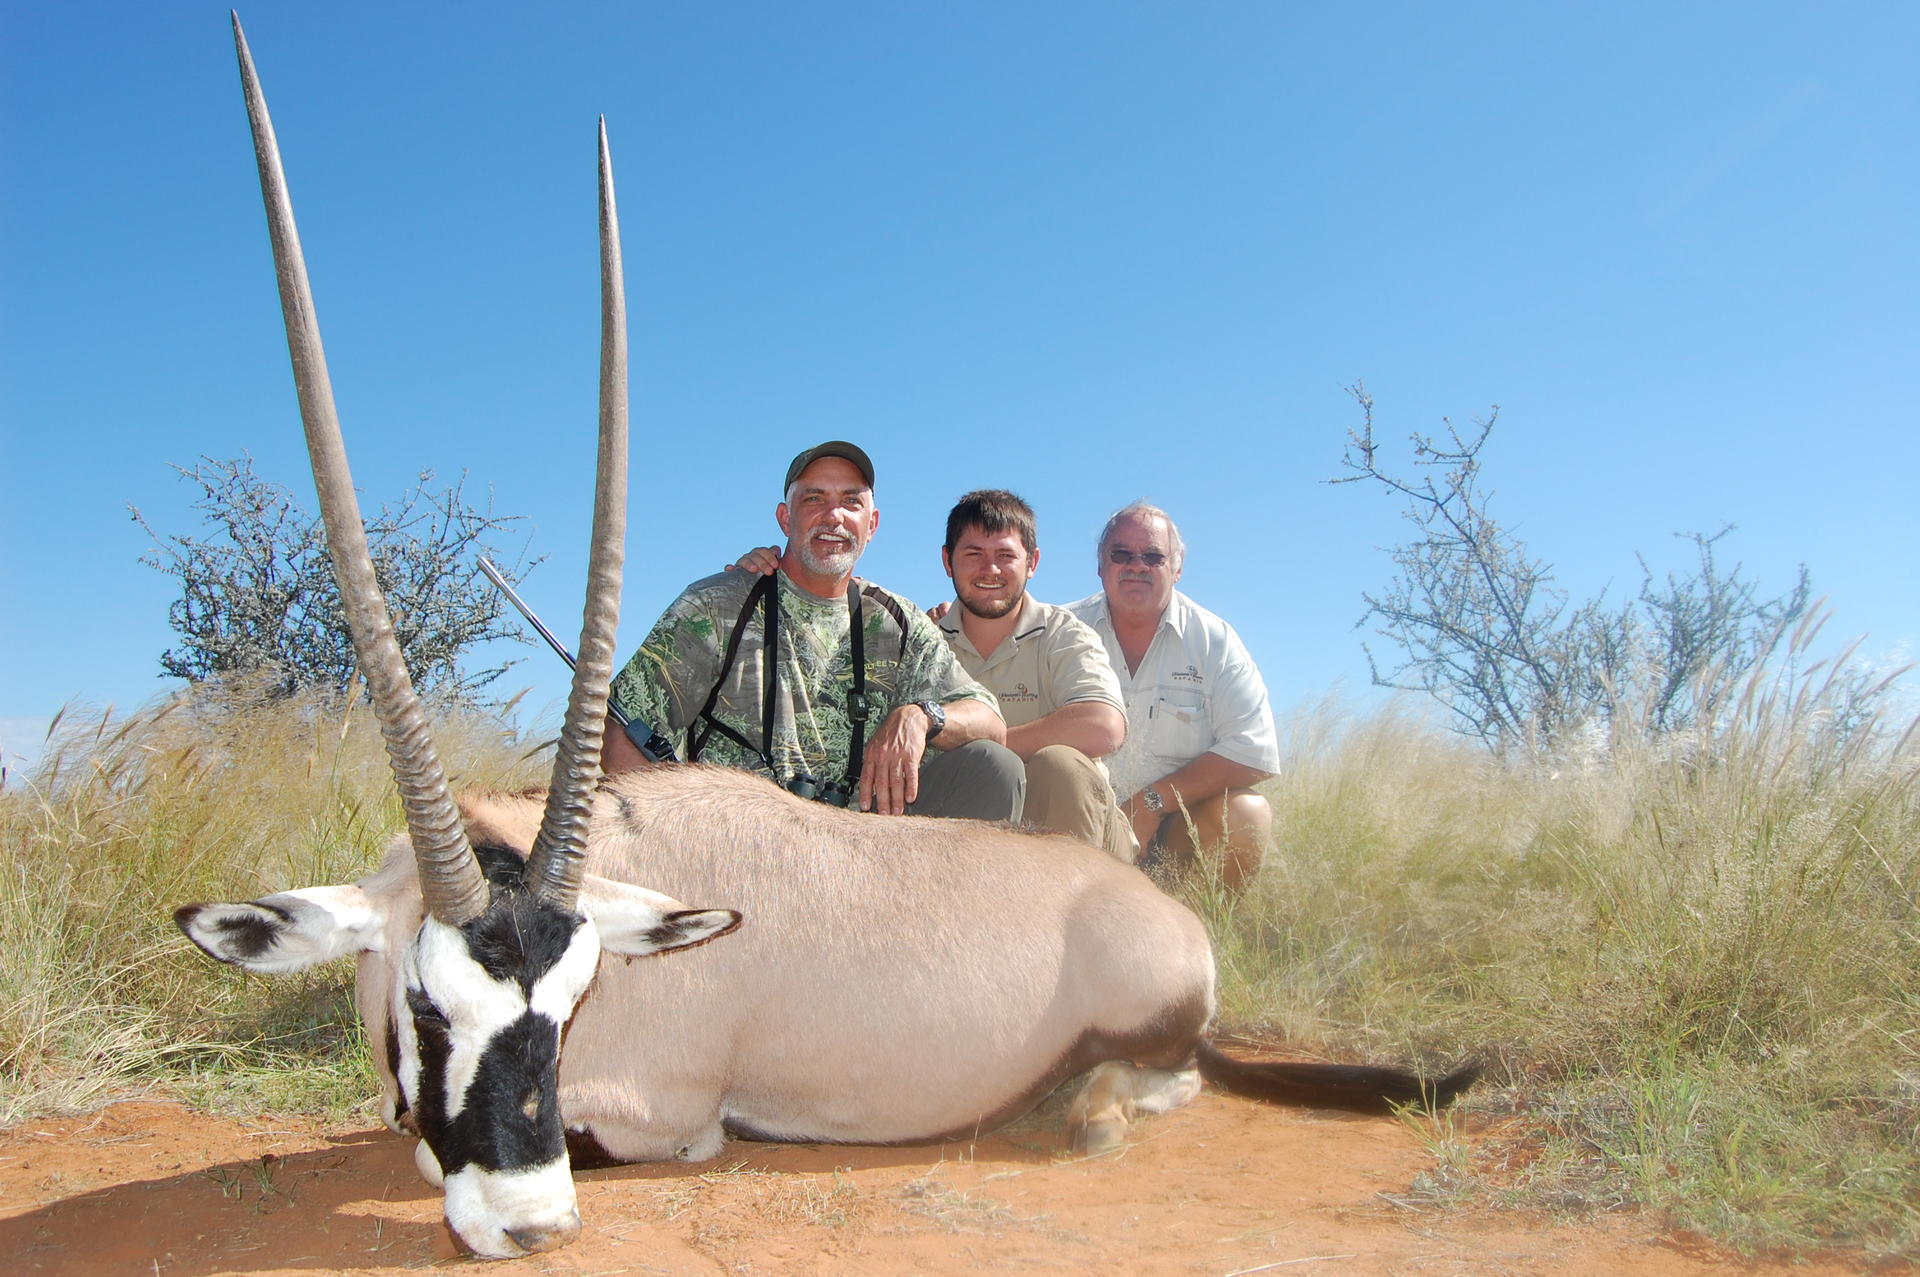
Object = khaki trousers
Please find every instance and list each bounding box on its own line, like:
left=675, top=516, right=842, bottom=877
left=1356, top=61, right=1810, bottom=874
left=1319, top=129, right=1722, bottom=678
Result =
left=1023, top=744, right=1135, bottom=863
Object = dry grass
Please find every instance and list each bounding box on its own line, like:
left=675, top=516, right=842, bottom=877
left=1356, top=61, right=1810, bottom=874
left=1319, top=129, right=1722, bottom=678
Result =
left=898, top=1172, right=1049, bottom=1235
left=3, top=637, right=1914, bottom=1261
left=0, top=676, right=547, bottom=1124
left=1190, top=632, right=1919, bottom=1260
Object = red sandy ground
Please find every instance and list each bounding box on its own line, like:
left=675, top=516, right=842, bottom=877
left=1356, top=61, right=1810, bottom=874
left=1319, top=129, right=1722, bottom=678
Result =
left=0, top=1094, right=1889, bottom=1276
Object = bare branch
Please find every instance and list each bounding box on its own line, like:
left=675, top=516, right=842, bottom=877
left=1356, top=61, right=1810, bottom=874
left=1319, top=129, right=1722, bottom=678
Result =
left=1330, top=391, right=1813, bottom=753
left=130, top=456, right=541, bottom=703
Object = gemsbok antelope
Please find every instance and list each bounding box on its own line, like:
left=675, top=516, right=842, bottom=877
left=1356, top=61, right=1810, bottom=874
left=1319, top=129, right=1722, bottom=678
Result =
left=176, top=17, right=1476, bottom=1260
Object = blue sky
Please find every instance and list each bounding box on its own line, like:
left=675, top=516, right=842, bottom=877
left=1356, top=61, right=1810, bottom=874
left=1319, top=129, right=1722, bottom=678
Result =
left=4, top=2, right=1916, bottom=771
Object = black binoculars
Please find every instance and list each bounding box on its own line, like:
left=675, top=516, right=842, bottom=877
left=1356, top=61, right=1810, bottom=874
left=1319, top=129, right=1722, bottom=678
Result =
left=785, top=774, right=853, bottom=807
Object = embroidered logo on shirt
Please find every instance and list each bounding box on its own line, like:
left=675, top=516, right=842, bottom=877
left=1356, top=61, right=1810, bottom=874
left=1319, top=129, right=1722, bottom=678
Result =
left=1170, top=663, right=1204, bottom=685
left=1002, top=681, right=1039, bottom=704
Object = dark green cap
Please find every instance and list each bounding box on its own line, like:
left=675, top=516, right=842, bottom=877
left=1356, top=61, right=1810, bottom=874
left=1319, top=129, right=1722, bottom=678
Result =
left=784, top=441, right=875, bottom=493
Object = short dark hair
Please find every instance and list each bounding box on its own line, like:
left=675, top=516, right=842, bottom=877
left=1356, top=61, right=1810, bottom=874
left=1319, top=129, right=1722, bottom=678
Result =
left=944, top=489, right=1037, bottom=556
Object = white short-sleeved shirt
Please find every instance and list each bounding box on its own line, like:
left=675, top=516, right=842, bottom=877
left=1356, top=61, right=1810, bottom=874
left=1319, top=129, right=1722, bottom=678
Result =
left=1066, top=589, right=1281, bottom=800
left=937, top=594, right=1124, bottom=728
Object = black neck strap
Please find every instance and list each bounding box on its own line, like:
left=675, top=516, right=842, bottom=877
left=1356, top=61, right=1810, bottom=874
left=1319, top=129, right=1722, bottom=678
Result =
left=687, top=573, right=775, bottom=770
left=844, top=584, right=868, bottom=792
left=688, top=575, right=867, bottom=793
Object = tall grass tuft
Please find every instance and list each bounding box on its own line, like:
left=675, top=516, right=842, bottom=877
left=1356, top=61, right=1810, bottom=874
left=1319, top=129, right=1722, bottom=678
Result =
left=0, top=675, right=547, bottom=1124
left=1195, top=621, right=1918, bottom=1260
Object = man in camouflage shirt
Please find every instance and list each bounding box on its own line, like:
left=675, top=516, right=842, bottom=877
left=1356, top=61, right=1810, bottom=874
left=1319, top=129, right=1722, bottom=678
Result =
left=601, top=442, right=1022, bottom=821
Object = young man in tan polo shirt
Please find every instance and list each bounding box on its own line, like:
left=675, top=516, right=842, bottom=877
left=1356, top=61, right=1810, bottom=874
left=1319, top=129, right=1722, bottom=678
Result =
left=932, top=490, right=1133, bottom=861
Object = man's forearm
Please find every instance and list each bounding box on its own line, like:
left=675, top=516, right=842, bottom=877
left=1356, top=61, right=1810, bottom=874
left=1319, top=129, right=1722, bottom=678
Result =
left=1125, top=751, right=1271, bottom=813
left=933, top=697, right=1006, bottom=748
left=1002, top=701, right=1126, bottom=761
left=600, top=709, right=651, bottom=774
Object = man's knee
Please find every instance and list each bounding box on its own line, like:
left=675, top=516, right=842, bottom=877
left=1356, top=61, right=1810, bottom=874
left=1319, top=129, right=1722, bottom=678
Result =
left=1024, top=746, right=1131, bottom=862
left=1161, top=789, right=1273, bottom=884
left=1026, top=743, right=1095, bottom=792
left=912, top=740, right=1025, bottom=822
left=1203, top=790, right=1271, bottom=888
left=1224, top=790, right=1273, bottom=844
left=1180, top=788, right=1269, bottom=843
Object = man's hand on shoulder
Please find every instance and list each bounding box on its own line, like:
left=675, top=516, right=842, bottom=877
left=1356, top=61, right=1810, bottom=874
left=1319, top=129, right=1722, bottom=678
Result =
left=725, top=545, right=781, bottom=575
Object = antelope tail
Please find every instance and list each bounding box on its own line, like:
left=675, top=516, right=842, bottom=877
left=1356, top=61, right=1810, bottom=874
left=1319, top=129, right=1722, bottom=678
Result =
left=1195, top=1041, right=1479, bottom=1113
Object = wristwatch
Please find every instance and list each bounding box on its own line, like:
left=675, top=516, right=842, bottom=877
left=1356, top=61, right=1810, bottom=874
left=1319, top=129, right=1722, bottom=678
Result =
left=1140, top=786, right=1165, bottom=813
left=917, top=700, right=947, bottom=741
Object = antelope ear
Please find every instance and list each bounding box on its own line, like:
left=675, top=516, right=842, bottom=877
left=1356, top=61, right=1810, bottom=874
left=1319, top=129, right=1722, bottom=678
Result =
left=175, top=886, right=386, bottom=973
left=579, top=876, right=742, bottom=957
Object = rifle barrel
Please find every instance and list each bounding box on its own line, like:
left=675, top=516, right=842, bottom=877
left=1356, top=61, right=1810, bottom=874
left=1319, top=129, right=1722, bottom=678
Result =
left=479, top=557, right=630, bottom=728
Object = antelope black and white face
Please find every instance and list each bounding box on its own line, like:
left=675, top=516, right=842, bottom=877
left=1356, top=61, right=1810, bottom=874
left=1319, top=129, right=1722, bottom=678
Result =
left=397, top=847, right=601, bottom=1256
left=175, top=846, right=739, bottom=1259
left=212, top=15, right=666, bottom=1258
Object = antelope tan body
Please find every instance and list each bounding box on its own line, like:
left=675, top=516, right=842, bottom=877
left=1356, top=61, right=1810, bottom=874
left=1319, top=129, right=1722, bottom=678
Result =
left=358, top=765, right=1214, bottom=1160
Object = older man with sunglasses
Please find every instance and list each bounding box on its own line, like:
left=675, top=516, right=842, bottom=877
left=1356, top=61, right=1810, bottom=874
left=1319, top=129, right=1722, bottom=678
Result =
left=1067, top=502, right=1279, bottom=889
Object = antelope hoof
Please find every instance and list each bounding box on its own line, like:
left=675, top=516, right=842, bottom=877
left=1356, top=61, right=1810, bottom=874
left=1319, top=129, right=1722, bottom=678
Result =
left=1068, top=1061, right=1138, bottom=1156
left=1077, top=1113, right=1130, bottom=1156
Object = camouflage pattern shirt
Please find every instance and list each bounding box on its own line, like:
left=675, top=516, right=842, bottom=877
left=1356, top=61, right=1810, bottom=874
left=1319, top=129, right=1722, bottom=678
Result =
left=609, top=570, right=998, bottom=787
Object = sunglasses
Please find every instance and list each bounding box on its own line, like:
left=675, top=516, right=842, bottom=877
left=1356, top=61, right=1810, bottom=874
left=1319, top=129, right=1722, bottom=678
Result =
left=1106, top=548, right=1168, bottom=568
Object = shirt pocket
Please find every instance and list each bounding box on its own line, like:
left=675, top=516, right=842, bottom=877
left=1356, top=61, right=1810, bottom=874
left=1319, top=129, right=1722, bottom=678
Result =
left=1150, top=683, right=1210, bottom=760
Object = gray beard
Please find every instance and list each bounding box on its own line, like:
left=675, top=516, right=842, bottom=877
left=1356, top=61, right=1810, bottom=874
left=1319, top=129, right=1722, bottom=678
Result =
left=797, top=539, right=859, bottom=579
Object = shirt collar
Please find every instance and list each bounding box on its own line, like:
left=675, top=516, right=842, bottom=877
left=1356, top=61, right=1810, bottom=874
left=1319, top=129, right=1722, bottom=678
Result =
left=777, top=568, right=861, bottom=614
left=941, top=592, right=1045, bottom=661
left=938, top=596, right=972, bottom=652
left=1159, top=590, right=1194, bottom=640
left=1090, top=588, right=1189, bottom=639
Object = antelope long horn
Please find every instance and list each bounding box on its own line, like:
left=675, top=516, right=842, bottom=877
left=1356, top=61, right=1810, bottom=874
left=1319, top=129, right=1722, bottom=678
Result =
left=232, top=14, right=487, bottom=926
left=525, top=120, right=628, bottom=910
